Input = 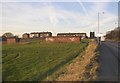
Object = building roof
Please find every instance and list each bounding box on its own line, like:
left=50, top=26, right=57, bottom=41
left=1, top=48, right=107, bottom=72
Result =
left=57, top=33, right=86, bottom=35
left=30, top=32, right=52, bottom=34
left=22, top=33, right=29, bottom=35
left=7, top=37, right=17, bottom=39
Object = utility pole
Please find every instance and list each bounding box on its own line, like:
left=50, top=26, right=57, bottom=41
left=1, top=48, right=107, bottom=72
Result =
left=97, top=12, right=104, bottom=34
left=97, top=12, right=104, bottom=45
left=98, top=12, right=100, bottom=34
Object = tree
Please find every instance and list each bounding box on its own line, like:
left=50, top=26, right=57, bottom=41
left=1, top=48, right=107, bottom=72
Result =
left=2, top=32, right=14, bottom=38
left=106, top=27, right=120, bottom=41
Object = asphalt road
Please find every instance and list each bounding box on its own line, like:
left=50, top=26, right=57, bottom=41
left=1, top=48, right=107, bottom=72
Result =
left=98, top=41, right=119, bottom=81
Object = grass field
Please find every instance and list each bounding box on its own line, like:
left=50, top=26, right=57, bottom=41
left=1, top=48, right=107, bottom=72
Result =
left=2, top=39, right=89, bottom=81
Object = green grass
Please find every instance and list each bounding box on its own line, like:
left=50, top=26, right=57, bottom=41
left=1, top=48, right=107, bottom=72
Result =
left=2, top=39, right=89, bottom=81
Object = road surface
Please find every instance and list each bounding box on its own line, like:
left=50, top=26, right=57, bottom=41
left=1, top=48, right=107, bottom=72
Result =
left=98, top=41, right=119, bottom=81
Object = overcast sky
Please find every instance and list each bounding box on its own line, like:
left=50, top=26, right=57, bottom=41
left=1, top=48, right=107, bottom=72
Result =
left=0, top=0, right=119, bottom=37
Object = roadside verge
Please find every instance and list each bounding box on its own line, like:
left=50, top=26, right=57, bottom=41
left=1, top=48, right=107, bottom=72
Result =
left=46, top=39, right=99, bottom=81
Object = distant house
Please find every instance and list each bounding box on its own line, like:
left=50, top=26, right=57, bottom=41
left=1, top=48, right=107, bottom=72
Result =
left=57, top=33, right=87, bottom=39
left=30, top=32, right=52, bottom=38
left=30, top=32, right=39, bottom=38
left=22, top=33, right=30, bottom=39
left=7, top=37, right=20, bottom=44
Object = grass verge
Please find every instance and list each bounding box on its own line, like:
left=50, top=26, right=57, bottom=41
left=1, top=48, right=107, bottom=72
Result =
left=47, top=39, right=98, bottom=81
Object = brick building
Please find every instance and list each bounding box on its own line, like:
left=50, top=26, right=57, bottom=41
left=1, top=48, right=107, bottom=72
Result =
left=57, top=33, right=86, bottom=39
left=7, top=37, right=20, bottom=44
left=30, top=32, right=52, bottom=38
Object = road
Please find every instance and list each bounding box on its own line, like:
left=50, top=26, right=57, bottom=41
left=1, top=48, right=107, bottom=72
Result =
left=98, top=41, right=119, bottom=81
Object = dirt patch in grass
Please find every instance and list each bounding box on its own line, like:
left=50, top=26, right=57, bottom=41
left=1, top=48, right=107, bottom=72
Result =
left=51, top=40, right=98, bottom=81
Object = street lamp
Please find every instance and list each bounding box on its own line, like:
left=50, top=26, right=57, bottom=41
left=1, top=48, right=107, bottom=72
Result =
left=97, top=12, right=104, bottom=45
left=98, top=12, right=104, bottom=34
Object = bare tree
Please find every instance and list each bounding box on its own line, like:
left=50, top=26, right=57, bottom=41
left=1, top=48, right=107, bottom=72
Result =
left=2, top=32, right=14, bottom=41
left=2, top=32, right=14, bottom=38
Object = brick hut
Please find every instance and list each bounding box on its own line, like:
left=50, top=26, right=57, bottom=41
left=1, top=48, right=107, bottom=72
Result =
left=7, top=37, right=20, bottom=44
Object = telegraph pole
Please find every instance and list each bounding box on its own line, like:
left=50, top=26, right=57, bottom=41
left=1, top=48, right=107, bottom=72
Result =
left=98, top=12, right=100, bottom=33
left=97, top=12, right=104, bottom=34
left=97, top=12, right=104, bottom=45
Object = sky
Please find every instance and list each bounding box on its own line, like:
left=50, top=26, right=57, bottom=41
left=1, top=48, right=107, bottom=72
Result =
left=0, top=0, right=119, bottom=37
